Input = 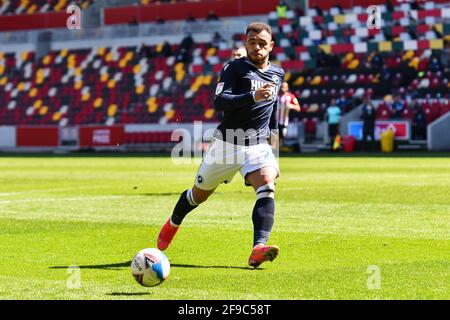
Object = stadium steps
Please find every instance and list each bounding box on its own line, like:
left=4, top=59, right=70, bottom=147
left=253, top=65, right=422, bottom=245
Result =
left=397, top=140, right=428, bottom=151
left=301, top=143, right=321, bottom=153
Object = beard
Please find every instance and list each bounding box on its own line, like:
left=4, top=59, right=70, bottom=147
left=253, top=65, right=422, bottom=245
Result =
left=248, top=52, right=269, bottom=67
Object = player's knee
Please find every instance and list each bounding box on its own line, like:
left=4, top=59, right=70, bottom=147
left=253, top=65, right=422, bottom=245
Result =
left=255, top=182, right=275, bottom=200
left=191, top=187, right=213, bottom=204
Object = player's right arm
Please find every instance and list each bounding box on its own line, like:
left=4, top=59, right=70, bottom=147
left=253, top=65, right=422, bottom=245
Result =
left=213, top=62, right=274, bottom=111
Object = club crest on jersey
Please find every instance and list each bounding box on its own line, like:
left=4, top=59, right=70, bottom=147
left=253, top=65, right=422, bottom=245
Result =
left=272, top=75, right=280, bottom=84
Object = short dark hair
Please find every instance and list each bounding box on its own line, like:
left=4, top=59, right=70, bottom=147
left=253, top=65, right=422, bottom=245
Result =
left=246, top=22, right=272, bottom=39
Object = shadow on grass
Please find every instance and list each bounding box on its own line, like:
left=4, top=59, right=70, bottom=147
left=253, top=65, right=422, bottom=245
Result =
left=172, top=263, right=256, bottom=270
left=134, top=192, right=182, bottom=196
left=50, top=261, right=257, bottom=271
left=130, top=191, right=244, bottom=196
left=107, top=292, right=153, bottom=296
left=50, top=261, right=132, bottom=270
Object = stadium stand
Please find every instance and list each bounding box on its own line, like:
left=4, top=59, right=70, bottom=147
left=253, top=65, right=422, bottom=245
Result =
left=0, top=0, right=93, bottom=15
left=0, top=0, right=449, bottom=150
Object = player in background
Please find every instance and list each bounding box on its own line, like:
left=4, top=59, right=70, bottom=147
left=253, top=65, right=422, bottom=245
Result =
left=231, top=45, right=247, bottom=60
left=277, top=81, right=300, bottom=148
left=156, top=22, right=285, bottom=268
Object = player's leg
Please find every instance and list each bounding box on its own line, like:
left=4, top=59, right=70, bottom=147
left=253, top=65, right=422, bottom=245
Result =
left=157, top=137, right=239, bottom=250
left=362, top=126, right=368, bottom=151
left=278, top=124, right=285, bottom=148
left=157, top=185, right=215, bottom=251
left=245, top=166, right=280, bottom=268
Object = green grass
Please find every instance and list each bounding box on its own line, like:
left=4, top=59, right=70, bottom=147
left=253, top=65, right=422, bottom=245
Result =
left=0, top=156, right=449, bottom=299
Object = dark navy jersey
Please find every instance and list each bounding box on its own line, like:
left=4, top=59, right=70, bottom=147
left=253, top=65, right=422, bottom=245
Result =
left=213, top=57, right=285, bottom=145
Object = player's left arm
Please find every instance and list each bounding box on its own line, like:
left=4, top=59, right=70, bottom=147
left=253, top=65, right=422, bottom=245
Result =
left=287, top=96, right=301, bottom=112
left=269, top=94, right=279, bottom=149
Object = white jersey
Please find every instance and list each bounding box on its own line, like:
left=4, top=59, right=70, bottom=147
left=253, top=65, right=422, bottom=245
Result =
left=277, top=92, right=299, bottom=127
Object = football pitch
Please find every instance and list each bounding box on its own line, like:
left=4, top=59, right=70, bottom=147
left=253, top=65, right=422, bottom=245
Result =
left=0, top=154, right=449, bottom=300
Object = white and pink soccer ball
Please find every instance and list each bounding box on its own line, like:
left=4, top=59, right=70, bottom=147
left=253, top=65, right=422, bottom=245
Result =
left=131, top=248, right=170, bottom=287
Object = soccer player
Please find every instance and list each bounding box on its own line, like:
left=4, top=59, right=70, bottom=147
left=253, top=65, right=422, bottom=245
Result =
left=278, top=81, right=300, bottom=147
left=156, top=22, right=285, bottom=268
left=231, top=45, right=247, bottom=60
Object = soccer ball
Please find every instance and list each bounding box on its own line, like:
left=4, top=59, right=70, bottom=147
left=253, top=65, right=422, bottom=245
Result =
left=131, top=248, right=170, bottom=287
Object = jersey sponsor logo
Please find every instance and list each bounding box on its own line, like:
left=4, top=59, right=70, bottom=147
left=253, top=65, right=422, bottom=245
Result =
left=215, top=82, right=224, bottom=95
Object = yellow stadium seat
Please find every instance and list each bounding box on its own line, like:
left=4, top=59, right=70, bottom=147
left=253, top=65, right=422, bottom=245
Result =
left=29, top=87, right=37, bottom=97
left=284, top=72, right=291, bottom=82
left=100, top=73, right=109, bottom=82
left=125, top=51, right=134, bottom=61
left=203, top=75, right=213, bottom=86
left=348, top=59, right=360, bottom=69
left=430, top=39, right=443, bottom=49
left=311, top=75, right=321, bottom=85
left=52, top=112, right=62, bottom=122
left=334, top=15, right=345, bottom=24
left=175, top=62, right=184, bottom=71
left=372, top=74, right=380, bottom=83
left=21, top=51, right=29, bottom=61
left=402, top=50, right=414, bottom=61
left=135, top=85, right=145, bottom=94
left=82, top=93, right=91, bottom=101
left=33, top=100, right=43, bottom=109
left=105, top=52, right=113, bottom=62
left=107, top=104, right=118, bottom=117
left=27, top=4, right=37, bottom=14
left=165, top=110, right=175, bottom=120
left=43, top=55, right=51, bottom=65
left=133, top=64, right=141, bottom=74
left=379, top=41, right=392, bottom=52
left=293, top=76, right=304, bottom=86
left=74, top=81, right=83, bottom=90
left=409, top=57, right=420, bottom=69
left=319, top=44, right=331, bottom=54
left=107, top=80, right=116, bottom=89
left=176, top=71, right=185, bottom=82
left=206, top=47, right=216, bottom=57
left=147, top=98, right=158, bottom=113
left=344, top=52, right=354, bottom=63
left=39, top=106, right=48, bottom=116
left=93, top=98, right=103, bottom=108
left=204, top=109, right=214, bottom=119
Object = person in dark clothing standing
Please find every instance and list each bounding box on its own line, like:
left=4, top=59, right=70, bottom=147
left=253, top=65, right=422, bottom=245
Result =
left=361, top=98, right=376, bottom=151
left=412, top=102, right=426, bottom=140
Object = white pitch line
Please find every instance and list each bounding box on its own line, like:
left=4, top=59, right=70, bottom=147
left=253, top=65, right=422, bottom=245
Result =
left=0, top=195, right=128, bottom=204
left=0, top=186, right=108, bottom=197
